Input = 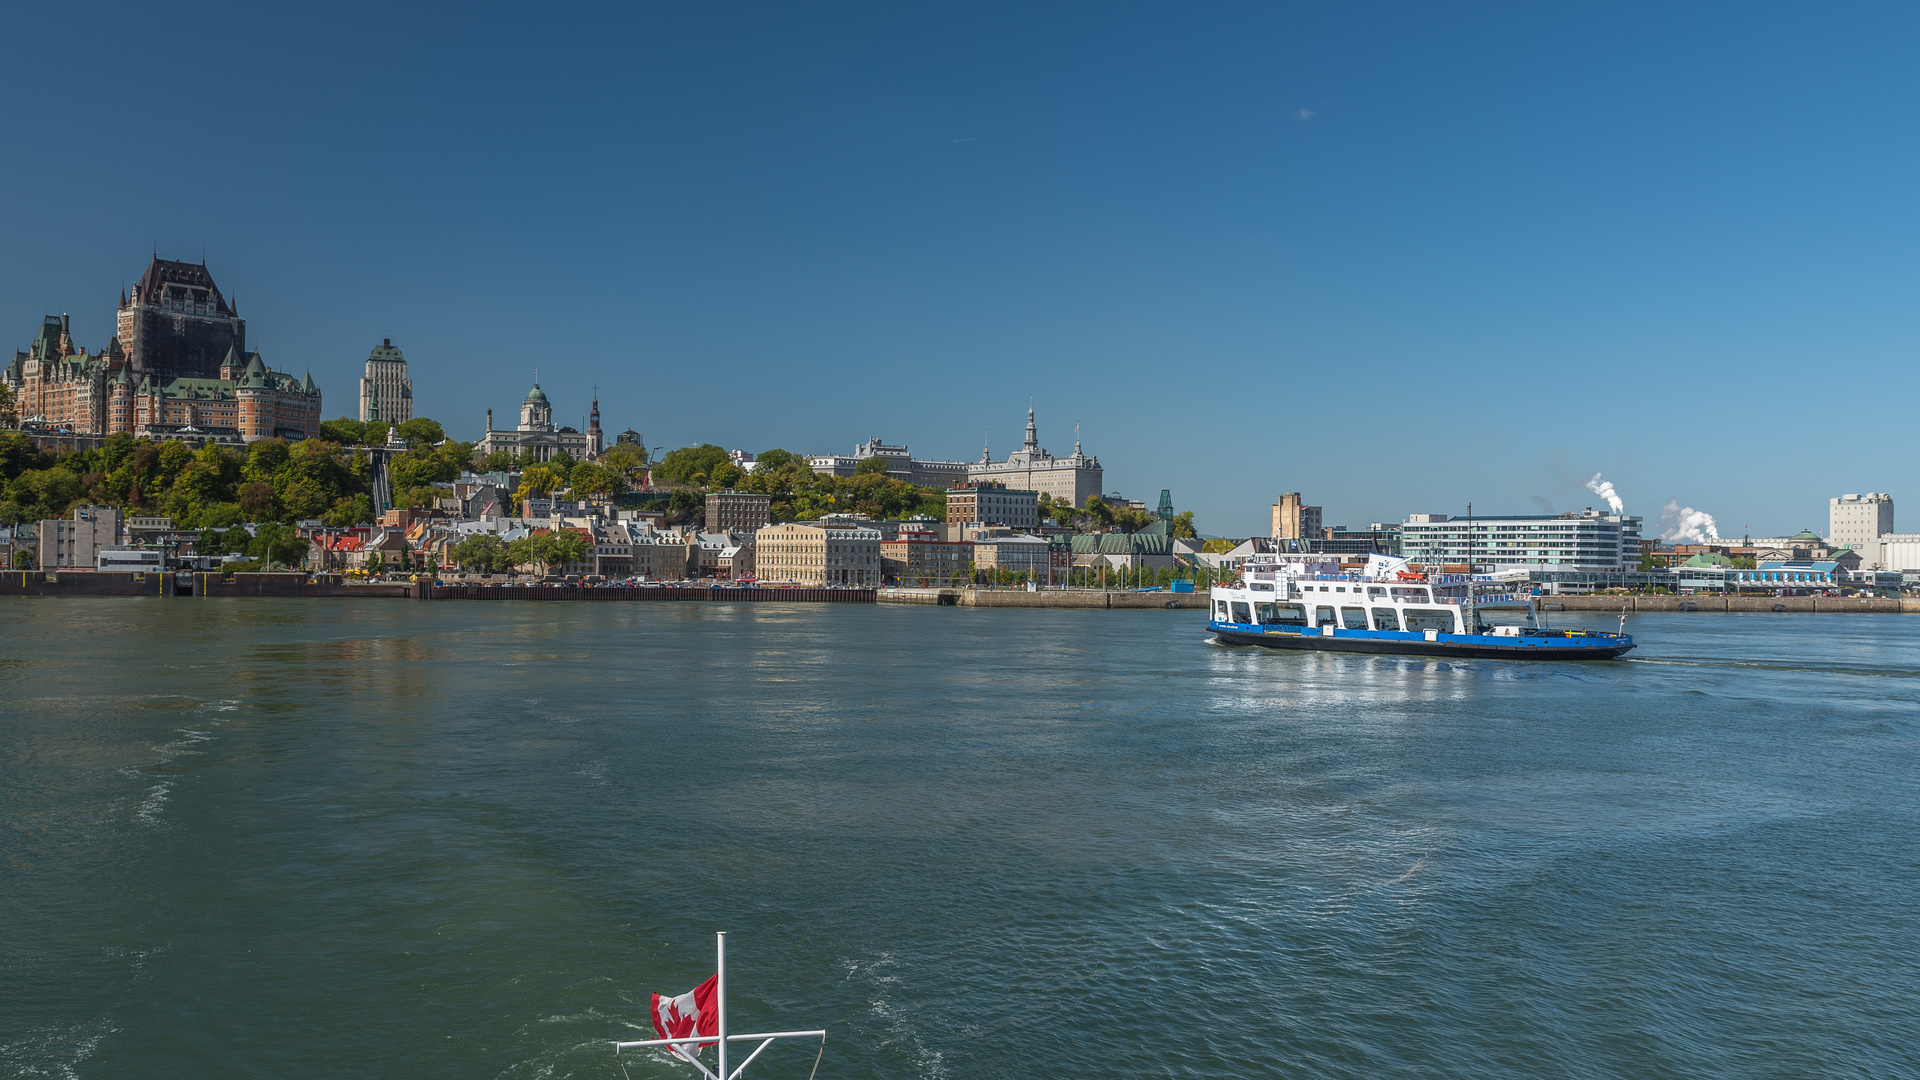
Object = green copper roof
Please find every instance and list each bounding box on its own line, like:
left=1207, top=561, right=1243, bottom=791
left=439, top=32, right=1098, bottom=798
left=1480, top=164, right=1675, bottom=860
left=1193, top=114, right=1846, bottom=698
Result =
left=524, top=384, right=548, bottom=404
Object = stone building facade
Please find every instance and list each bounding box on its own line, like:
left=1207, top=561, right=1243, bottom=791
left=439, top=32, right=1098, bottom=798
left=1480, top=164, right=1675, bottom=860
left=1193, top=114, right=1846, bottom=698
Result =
left=754, top=522, right=882, bottom=585
left=945, top=481, right=1039, bottom=531
left=5, top=258, right=321, bottom=443
left=965, top=409, right=1102, bottom=508
left=358, top=338, right=414, bottom=425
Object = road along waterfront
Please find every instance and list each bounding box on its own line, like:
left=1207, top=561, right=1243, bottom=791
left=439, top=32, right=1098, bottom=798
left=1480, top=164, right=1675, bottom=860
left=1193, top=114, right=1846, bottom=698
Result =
left=2, top=600, right=1916, bottom=1078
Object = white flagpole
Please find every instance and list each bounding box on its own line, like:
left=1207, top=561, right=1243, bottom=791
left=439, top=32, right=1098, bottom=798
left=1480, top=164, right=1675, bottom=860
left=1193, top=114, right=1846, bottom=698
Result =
left=716, top=932, right=728, bottom=1080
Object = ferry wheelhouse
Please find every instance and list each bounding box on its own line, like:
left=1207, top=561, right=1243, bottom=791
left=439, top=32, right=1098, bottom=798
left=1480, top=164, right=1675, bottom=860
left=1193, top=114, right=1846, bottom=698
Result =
left=1208, top=554, right=1634, bottom=660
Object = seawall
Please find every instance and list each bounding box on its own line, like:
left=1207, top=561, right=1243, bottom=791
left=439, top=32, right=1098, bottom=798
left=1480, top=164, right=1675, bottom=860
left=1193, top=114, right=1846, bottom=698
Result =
left=1543, top=594, right=1920, bottom=613
left=877, top=587, right=1207, bottom=609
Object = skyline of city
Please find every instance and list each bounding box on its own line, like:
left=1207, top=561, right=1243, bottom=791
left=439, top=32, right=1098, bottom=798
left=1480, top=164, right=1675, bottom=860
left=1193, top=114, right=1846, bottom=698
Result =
left=10, top=6, right=1920, bottom=536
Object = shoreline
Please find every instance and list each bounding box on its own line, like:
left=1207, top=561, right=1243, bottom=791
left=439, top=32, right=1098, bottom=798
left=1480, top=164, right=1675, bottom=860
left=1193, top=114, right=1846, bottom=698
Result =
left=4, top=571, right=1914, bottom=612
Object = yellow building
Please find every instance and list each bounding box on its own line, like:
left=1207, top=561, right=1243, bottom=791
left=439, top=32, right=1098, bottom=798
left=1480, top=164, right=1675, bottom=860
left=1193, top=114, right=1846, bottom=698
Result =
left=754, top=522, right=883, bottom=585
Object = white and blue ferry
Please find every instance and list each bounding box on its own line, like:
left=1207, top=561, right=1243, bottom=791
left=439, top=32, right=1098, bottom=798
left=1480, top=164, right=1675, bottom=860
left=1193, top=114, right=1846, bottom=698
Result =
left=1208, top=555, right=1634, bottom=660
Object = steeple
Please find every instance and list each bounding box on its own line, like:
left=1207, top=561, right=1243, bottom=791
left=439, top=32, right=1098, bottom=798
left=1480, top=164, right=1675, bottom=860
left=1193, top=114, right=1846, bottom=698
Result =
left=1023, top=405, right=1039, bottom=453
left=1073, top=423, right=1081, bottom=457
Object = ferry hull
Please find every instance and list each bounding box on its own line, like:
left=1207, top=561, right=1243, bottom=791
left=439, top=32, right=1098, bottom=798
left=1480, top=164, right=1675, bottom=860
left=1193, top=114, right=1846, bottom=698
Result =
left=1209, top=623, right=1635, bottom=660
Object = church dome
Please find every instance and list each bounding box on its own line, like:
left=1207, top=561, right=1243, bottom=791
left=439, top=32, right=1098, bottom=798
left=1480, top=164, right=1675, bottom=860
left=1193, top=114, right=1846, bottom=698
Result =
left=524, top=384, right=549, bottom=404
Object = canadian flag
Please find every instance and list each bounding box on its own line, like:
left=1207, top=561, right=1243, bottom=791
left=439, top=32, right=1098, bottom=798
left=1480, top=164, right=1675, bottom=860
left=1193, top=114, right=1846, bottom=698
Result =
left=651, top=974, right=719, bottom=1061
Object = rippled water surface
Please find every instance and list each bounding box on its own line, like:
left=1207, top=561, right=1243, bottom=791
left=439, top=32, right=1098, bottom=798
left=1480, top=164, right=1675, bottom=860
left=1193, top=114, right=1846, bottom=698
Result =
left=3, top=599, right=1917, bottom=1079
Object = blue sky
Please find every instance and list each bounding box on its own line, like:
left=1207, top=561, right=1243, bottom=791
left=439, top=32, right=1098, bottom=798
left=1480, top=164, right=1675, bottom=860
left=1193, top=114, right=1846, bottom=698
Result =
left=5, top=3, right=1918, bottom=538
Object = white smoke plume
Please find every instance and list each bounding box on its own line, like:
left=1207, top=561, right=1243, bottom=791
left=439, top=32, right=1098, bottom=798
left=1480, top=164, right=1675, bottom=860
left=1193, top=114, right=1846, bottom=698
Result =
left=1660, top=499, right=1721, bottom=544
left=1584, top=473, right=1625, bottom=515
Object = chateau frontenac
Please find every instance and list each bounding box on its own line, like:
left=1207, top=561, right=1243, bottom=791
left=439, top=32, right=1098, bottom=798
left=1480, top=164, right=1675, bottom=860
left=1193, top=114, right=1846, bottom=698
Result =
left=5, top=257, right=322, bottom=443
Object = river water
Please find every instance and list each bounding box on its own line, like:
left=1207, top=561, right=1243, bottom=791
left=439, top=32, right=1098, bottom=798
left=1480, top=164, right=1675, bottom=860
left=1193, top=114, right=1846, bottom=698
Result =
left=2, top=599, right=1915, bottom=1079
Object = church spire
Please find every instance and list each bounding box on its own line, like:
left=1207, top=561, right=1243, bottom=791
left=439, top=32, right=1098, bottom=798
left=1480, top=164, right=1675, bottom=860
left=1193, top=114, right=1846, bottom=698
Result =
left=1023, top=404, right=1039, bottom=453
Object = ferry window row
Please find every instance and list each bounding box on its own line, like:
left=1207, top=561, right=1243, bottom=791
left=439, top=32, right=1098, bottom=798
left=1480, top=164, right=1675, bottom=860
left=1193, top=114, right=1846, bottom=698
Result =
left=1216, top=599, right=1461, bottom=633
left=1292, top=584, right=1432, bottom=603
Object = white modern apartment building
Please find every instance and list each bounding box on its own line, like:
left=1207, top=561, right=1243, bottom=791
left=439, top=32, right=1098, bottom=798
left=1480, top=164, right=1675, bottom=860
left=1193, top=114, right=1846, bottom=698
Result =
left=1400, top=510, right=1642, bottom=571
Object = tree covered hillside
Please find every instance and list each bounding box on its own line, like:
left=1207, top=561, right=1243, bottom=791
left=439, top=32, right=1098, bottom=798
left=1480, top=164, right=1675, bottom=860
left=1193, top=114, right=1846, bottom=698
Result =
left=0, top=420, right=471, bottom=529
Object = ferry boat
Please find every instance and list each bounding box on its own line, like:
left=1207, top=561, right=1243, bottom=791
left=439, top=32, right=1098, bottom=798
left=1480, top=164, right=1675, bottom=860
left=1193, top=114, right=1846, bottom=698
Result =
left=1208, top=554, right=1634, bottom=660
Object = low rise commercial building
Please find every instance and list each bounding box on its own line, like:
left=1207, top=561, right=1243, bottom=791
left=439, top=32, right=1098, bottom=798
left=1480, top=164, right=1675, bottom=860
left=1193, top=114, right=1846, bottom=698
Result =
left=755, top=522, right=883, bottom=585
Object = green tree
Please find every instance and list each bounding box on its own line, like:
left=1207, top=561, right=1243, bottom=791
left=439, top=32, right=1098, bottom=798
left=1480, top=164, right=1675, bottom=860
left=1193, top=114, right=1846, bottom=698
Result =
left=511, top=464, right=568, bottom=507
left=0, top=432, right=53, bottom=481
left=1170, top=511, right=1197, bottom=539
left=654, top=444, right=730, bottom=487
left=247, top=523, right=308, bottom=569
left=568, top=461, right=626, bottom=498
left=853, top=456, right=890, bottom=477
left=451, top=534, right=510, bottom=573
left=396, top=418, right=446, bottom=446
left=323, top=494, right=374, bottom=527
left=320, top=417, right=370, bottom=445
left=244, top=439, right=291, bottom=484
left=601, top=443, right=646, bottom=478
left=367, top=551, right=386, bottom=575
left=238, top=481, right=278, bottom=521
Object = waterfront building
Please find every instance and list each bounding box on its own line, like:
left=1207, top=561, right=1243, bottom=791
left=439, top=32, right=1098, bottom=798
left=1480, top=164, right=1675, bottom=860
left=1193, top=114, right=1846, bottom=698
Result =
left=1400, top=510, right=1643, bottom=571
left=966, top=409, right=1102, bottom=508
left=945, top=481, right=1038, bottom=531
left=754, top=522, right=882, bottom=585
left=970, top=529, right=1065, bottom=583
left=358, top=339, right=414, bottom=425
left=478, top=384, right=595, bottom=463
left=37, top=506, right=123, bottom=569
left=880, top=526, right=972, bottom=586
left=1271, top=492, right=1322, bottom=540
left=705, top=492, right=771, bottom=533
left=6, top=258, right=322, bottom=442
left=808, top=436, right=971, bottom=488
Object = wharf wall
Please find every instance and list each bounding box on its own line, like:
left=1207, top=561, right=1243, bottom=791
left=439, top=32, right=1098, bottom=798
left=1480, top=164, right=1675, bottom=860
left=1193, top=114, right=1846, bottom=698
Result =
left=1545, top=594, right=1920, bottom=613
left=877, top=588, right=1207, bottom=609
left=430, top=585, right=872, bottom=603
left=0, top=571, right=413, bottom=598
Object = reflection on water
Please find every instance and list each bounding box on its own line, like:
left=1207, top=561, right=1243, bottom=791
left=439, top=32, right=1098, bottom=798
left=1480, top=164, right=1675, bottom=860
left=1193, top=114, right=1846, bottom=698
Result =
left=2, top=601, right=1917, bottom=1079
